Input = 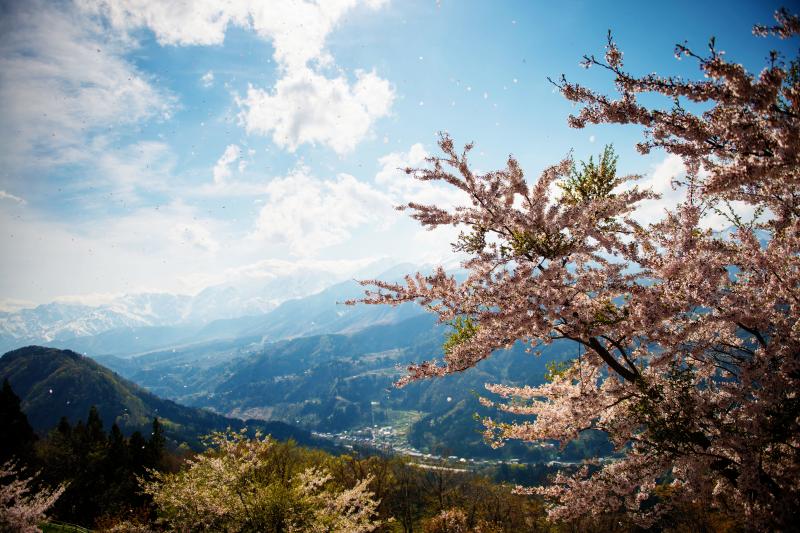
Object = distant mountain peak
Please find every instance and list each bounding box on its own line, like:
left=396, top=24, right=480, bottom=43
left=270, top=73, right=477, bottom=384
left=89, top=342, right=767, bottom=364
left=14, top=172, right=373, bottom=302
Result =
left=0, top=262, right=429, bottom=356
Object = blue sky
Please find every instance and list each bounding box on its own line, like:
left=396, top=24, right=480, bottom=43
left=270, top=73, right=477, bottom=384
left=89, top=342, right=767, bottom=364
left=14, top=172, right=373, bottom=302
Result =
left=0, top=0, right=791, bottom=308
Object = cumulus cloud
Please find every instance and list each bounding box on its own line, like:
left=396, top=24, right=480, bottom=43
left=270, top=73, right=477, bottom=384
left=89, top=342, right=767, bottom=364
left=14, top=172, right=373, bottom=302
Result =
left=80, top=0, right=385, bottom=68
left=628, top=154, right=686, bottom=225
left=373, top=144, right=471, bottom=265
left=376, top=143, right=428, bottom=188
left=238, top=2, right=395, bottom=153
left=251, top=168, right=394, bottom=256
left=213, top=145, right=241, bottom=185
left=77, top=0, right=248, bottom=46
left=195, top=144, right=274, bottom=198
left=375, top=143, right=466, bottom=208
left=630, top=154, right=759, bottom=231
left=238, top=68, right=394, bottom=154
left=80, top=0, right=394, bottom=154
left=0, top=2, right=173, bottom=168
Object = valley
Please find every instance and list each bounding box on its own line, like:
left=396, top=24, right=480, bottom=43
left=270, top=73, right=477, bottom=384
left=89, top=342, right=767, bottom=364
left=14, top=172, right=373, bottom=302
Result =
left=1, top=267, right=611, bottom=463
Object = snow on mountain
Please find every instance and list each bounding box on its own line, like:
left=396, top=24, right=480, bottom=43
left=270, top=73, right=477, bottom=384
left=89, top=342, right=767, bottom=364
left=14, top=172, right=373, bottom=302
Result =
left=0, top=260, right=399, bottom=349
left=0, top=299, right=181, bottom=343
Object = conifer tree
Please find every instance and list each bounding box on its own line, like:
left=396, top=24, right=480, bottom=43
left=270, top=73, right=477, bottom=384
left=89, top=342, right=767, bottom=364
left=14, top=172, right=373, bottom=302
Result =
left=0, top=379, right=37, bottom=469
left=145, top=418, right=165, bottom=469
left=85, top=405, right=105, bottom=445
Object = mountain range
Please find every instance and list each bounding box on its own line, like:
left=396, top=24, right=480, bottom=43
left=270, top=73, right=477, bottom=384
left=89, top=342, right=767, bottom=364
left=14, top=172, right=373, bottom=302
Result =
left=0, top=263, right=608, bottom=462
left=0, top=261, right=417, bottom=355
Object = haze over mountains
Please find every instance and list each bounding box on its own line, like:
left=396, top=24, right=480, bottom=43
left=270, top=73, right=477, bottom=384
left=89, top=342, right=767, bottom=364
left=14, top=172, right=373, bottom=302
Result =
left=0, top=261, right=419, bottom=355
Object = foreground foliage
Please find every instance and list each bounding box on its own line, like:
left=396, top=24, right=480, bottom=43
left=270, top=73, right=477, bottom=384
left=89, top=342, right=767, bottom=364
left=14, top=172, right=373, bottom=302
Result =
left=0, top=462, right=63, bottom=533
left=1, top=376, right=744, bottom=531
left=355, top=9, right=800, bottom=530
left=141, top=430, right=380, bottom=533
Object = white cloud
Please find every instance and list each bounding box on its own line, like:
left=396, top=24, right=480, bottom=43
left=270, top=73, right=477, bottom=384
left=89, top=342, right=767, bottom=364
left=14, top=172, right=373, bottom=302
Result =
left=194, top=144, right=275, bottom=198
left=52, top=292, right=128, bottom=307
left=251, top=168, right=394, bottom=255
left=0, top=2, right=173, bottom=168
left=81, top=0, right=386, bottom=69
left=376, top=143, right=428, bottom=185
left=375, top=143, right=467, bottom=208
left=0, top=190, right=26, bottom=205
left=241, top=2, right=394, bottom=154
left=80, top=0, right=394, bottom=154
left=37, top=138, right=180, bottom=208
left=629, top=154, right=686, bottom=225
left=412, top=223, right=464, bottom=264
left=77, top=0, right=249, bottom=47
left=201, top=70, right=215, bottom=87
left=248, top=0, right=362, bottom=70
left=213, top=144, right=241, bottom=185
left=92, top=140, right=176, bottom=196
left=630, top=154, right=759, bottom=231
left=371, top=143, right=470, bottom=266
left=238, top=67, right=394, bottom=154
left=0, top=299, right=36, bottom=313
left=179, top=256, right=381, bottom=290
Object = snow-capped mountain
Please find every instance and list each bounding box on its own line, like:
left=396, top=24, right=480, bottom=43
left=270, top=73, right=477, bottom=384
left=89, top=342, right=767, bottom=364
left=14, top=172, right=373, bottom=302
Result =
left=0, top=296, right=189, bottom=345
left=0, top=260, right=406, bottom=353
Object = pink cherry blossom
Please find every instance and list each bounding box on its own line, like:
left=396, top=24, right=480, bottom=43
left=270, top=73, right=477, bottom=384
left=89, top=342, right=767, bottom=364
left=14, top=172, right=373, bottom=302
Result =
left=351, top=9, right=799, bottom=530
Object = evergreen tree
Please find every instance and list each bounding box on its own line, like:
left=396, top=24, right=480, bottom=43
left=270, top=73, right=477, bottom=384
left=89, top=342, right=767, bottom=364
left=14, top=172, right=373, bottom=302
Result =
left=128, top=431, right=148, bottom=473
left=145, top=418, right=165, bottom=469
left=85, top=405, right=105, bottom=445
left=45, top=407, right=110, bottom=526
left=56, top=416, right=71, bottom=437
left=0, top=379, right=37, bottom=469
left=108, top=423, right=129, bottom=466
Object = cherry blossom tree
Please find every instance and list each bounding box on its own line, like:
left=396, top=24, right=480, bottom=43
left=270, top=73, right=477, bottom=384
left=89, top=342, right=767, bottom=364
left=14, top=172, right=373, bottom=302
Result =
left=141, top=430, right=380, bottom=532
left=354, top=9, right=799, bottom=529
left=0, top=462, right=64, bottom=533
left=422, top=508, right=501, bottom=533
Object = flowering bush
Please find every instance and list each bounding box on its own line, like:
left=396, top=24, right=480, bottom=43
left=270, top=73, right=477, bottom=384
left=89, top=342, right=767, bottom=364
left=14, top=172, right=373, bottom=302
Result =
left=0, top=462, right=64, bottom=533
left=142, top=430, right=380, bottom=532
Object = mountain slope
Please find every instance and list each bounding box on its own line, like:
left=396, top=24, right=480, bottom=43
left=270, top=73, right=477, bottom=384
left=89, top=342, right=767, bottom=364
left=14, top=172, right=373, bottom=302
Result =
left=200, top=316, right=579, bottom=459
left=98, top=313, right=581, bottom=460
left=0, top=346, right=323, bottom=448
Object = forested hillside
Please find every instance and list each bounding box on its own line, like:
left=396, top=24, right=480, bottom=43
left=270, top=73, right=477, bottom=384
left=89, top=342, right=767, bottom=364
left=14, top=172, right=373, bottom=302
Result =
left=93, top=314, right=591, bottom=461
left=0, top=346, right=326, bottom=449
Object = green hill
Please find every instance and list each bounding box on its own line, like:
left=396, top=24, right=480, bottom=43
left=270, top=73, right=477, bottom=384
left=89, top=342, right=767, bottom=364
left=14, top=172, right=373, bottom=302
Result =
left=0, top=346, right=325, bottom=449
